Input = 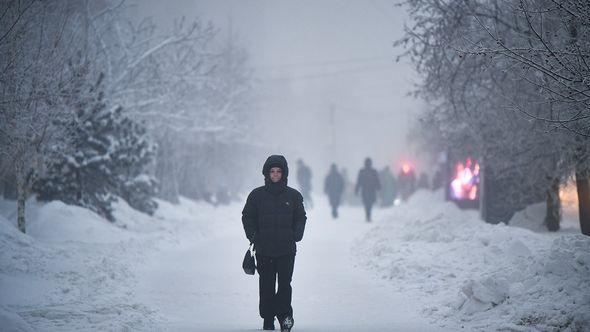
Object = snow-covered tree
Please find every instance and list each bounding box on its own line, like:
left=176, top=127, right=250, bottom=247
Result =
left=35, top=73, right=157, bottom=221
left=0, top=1, right=86, bottom=232
left=89, top=9, right=254, bottom=203
left=2, top=0, right=254, bottom=232
left=398, top=0, right=590, bottom=233
left=35, top=73, right=116, bottom=221
left=113, top=115, right=158, bottom=216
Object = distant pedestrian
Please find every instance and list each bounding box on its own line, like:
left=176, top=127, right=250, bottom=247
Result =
left=341, top=168, right=361, bottom=206
left=296, top=159, right=313, bottom=208
left=324, top=163, right=345, bottom=218
left=417, top=173, right=429, bottom=189
left=398, top=164, right=416, bottom=201
left=242, top=155, right=307, bottom=331
left=355, top=158, right=381, bottom=222
left=378, top=166, right=397, bottom=207
left=432, top=167, right=444, bottom=191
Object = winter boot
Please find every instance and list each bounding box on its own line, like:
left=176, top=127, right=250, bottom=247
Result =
left=280, top=316, right=294, bottom=332
left=263, top=317, right=275, bottom=330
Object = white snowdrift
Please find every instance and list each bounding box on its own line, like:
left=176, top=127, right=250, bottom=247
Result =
left=30, top=200, right=135, bottom=243
left=510, top=202, right=581, bottom=234
left=356, top=190, right=590, bottom=331
left=0, top=196, right=211, bottom=331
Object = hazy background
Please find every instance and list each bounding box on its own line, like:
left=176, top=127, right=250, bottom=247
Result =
left=2, top=2, right=589, bottom=329
left=129, top=0, right=423, bottom=187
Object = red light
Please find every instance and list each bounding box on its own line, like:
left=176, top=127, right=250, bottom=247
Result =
left=402, top=163, right=411, bottom=174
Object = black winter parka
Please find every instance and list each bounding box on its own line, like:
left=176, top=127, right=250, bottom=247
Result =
left=242, top=155, right=307, bottom=257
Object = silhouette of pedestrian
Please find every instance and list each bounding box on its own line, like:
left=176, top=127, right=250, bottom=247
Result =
left=296, top=159, right=313, bottom=208
left=355, top=158, right=380, bottom=222
left=378, top=166, right=397, bottom=207
left=398, top=164, right=416, bottom=201
left=324, top=163, right=345, bottom=218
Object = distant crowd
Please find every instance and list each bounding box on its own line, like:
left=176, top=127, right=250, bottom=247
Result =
left=201, top=157, right=444, bottom=222
left=296, top=158, right=443, bottom=222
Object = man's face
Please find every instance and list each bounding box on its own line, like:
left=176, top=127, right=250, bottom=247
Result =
left=269, top=167, right=283, bottom=183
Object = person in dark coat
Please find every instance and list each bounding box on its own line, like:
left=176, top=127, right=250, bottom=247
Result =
left=355, top=157, right=381, bottom=222
left=417, top=172, right=430, bottom=189
left=398, top=165, right=416, bottom=201
left=242, top=155, right=307, bottom=331
left=378, top=166, right=397, bottom=207
left=296, top=159, right=313, bottom=208
left=324, top=163, right=345, bottom=219
left=431, top=167, right=445, bottom=191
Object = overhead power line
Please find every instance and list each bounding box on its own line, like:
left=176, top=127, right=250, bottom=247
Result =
left=252, top=55, right=394, bottom=71
left=257, top=63, right=397, bottom=82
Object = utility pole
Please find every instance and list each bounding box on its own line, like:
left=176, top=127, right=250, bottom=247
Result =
left=329, top=104, right=336, bottom=162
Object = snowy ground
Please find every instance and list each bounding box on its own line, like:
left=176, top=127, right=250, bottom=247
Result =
left=355, top=191, right=590, bottom=331
left=1, top=190, right=588, bottom=331
left=133, top=201, right=445, bottom=331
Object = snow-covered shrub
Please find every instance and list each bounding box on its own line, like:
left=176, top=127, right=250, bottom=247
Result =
left=35, top=74, right=157, bottom=221
left=112, top=116, right=158, bottom=216
left=119, top=175, right=158, bottom=216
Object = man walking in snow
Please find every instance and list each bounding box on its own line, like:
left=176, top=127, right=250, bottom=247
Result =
left=242, top=155, right=307, bottom=331
left=324, top=163, right=345, bottom=218
left=378, top=166, right=397, bottom=207
left=355, top=157, right=381, bottom=222
left=296, top=159, right=313, bottom=208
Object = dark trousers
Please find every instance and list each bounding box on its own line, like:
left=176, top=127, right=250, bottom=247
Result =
left=331, top=205, right=338, bottom=218
left=363, top=202, right=373, bottom=221
left=328, top=196, right=340, bottom=219
left=256, top=254, right=295, bottom=321
left=302, top=191, right=313, bottom=208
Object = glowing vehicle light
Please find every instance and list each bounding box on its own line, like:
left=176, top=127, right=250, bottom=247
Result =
left=402, top=163, right=412, bottom=174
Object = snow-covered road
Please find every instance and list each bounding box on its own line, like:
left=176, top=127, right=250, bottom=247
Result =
left=3, top=192, right=587, bottom=331
left=136, top=200, right=448, bottom=331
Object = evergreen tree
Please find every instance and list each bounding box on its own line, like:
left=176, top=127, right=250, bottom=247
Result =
left=113, top=116, right=158, bottom=216
left=35, top=74, right=158, bottom=221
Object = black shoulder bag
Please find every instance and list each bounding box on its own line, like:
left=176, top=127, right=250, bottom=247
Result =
left=242, top=243, right=256, bottom=275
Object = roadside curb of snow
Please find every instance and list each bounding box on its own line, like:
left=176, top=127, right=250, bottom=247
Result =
left=0, top=196, right=210, bottom=330
left=354, top=190, right=590, bottom=331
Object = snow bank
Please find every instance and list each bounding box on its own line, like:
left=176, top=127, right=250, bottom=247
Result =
left=0, top=196, right=210, bottom=330
left=356, top=190, right=590, bottom=331
left=30, top=200, right=135, bottom=243
left=510, top=202, right=581, bottom=234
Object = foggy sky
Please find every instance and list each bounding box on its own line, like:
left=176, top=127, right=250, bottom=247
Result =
left=130, top=0, right=424, bottom=186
